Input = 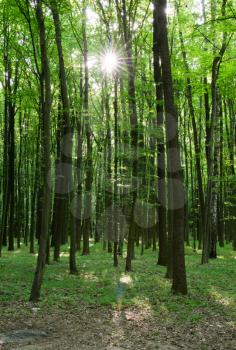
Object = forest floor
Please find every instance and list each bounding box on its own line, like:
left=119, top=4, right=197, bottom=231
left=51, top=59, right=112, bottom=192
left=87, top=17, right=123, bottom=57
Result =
left=0, top=244, right=236, bottom=350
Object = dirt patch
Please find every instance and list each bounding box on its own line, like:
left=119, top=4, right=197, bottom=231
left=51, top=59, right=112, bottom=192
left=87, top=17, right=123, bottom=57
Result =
left=0, top=303, right=235, bottom=350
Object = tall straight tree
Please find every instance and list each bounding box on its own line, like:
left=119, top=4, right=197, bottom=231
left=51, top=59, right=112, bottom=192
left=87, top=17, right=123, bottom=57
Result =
left=115, top=0, right=138, bottom=272
left=202, top=0, right=228, bottom=264
left=176, top=3, right=205, bottom=252
left=30, top=0, right=52, bottom=302
left=50, top=1, right=71, bottom=261
left=153, top=0, right=187, bottom=294
left=153, top=3, right=168, bottom=267
left=50, top=0, right=77, bottom=274
left=82, top=4, right=93, bottom=256
left=0, top=7, right=19, bottom=254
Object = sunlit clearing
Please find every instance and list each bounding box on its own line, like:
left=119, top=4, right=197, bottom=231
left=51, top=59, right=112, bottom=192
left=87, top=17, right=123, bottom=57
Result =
left=124, top=305, right=152, bottom=321
left=211, top=290, right=232, bottom=307
left=60, top=252, right=69, bottom=257
left=82, top=273, right=99, bottom=281
left=101, top=49, right=119, bottom=75
left=120, top=274, right=133, bottom=285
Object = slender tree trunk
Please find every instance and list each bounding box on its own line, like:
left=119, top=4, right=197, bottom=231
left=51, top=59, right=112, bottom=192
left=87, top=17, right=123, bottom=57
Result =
left=82, top=13, right=93, bottom=256
left=116, top=0, right=138, bottom=272
left=176, top=6, right=205, bottom=249
left=30, top=0, right=52, bottom=302
left=50, top=0, right=77, bottom=274
left=153, top=3, right=168, bottom=267
left=30, top=127, right=40, bottom=254
left=154, top=0, right=187, bottom=294
left=202, top=0, right=228, bottom=264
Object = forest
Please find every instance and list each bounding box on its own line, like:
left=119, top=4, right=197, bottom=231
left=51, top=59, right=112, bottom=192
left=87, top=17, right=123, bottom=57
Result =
left=0, top=0, right=236, bottom=349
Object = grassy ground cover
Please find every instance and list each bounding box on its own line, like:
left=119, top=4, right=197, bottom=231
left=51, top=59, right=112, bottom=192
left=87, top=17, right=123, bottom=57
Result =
left=0, top=243, right=236, bottom=321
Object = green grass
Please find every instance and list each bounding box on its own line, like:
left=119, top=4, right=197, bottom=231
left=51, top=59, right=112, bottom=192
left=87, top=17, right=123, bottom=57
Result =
left=0, top=242, right=236, bottom=325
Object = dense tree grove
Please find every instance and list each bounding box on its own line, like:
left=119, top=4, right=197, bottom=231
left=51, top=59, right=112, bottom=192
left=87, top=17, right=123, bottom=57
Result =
left=0, top=0, right=236, bottom=302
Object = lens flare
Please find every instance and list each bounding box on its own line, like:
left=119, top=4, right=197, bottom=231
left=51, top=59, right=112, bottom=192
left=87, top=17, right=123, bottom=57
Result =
left=101, top=49, right=119, bottom=75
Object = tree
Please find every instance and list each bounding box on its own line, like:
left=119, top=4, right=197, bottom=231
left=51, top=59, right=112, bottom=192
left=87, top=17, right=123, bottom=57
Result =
left=30, top=0, right=52, bottom=302
left=153, top=0, right=187, bottom=295
left=50, top=0, right=77, bottom=274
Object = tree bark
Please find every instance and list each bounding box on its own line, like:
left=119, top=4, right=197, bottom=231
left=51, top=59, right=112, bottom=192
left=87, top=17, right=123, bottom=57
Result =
left=154, top=0, right=187, bottom=295
left=30, top=0, right=52, bottom=302
left=153, top=2, right=168, bottom=267
left=50, top=0, right=77, bottom=274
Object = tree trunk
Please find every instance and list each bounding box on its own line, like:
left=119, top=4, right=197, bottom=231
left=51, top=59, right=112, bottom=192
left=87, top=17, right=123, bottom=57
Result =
left=176, top=6, right=205, bottom=250
left=202, top=0, right=228, bottom=264
left=153, top=3, right=168, bottom=267
left=50, top=0, right=77, bottom=274
left=154, top=0, right=187, bottom=295
left=116, top=0, right=138, bottom=272
left=30, top=0, right=52, bottom=302
left=82, top=14, right=93, bottom=256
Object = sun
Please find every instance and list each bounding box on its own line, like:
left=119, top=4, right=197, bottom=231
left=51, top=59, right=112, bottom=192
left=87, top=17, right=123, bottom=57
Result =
left=101, top=49, right=119, bottom=75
